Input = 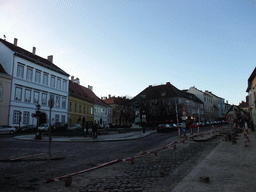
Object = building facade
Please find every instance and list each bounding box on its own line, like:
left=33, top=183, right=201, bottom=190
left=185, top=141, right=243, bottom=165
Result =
left=205, top=91, right=226, bottom=121
left=68, top=78, right=94, bottom=126
left=187, top=87, right=215, bottom=122
left=103, top=95, right=130, bottom=126
left=0, top=64, right=12, bottom=125
left=0, top=38, right=69, bottom=127
left=131, top=82, right=204, bottom=126
left=246, top=67, right=256, bottom=129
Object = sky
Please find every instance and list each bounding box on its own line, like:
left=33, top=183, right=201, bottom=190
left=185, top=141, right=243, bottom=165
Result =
left=1, top=0, right=256, bottom=105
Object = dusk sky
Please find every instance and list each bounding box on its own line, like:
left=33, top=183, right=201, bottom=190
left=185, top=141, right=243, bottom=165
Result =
left=1, top=0, right=255, bottom=105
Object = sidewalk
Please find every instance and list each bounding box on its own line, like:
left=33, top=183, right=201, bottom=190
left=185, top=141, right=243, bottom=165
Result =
left=171, top=130, right=256, bottom=192
left=14, top=130, right=156, bottom=142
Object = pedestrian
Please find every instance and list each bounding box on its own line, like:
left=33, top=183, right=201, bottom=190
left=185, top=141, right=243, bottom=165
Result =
left=92, top=123, right=98, bottom=139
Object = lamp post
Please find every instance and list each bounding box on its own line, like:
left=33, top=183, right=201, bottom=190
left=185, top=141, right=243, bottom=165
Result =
left=36, top=104, right=41, bottom=128
left=35, top=104, right=42, bottom=139
left=19, top=111, right=22, bottom=130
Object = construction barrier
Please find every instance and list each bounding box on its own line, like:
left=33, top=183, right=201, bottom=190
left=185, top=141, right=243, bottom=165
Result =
left=44, top=127, right=226, bottom=186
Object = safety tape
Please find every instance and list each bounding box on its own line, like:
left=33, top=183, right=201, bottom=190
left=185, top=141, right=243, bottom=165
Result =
left=45, top=127, right=222, bottom=184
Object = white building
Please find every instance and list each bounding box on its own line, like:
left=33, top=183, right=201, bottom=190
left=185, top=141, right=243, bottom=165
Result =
left=0, top=38, right=69, bottom=127
left=187, top=86, right=215, bottom=122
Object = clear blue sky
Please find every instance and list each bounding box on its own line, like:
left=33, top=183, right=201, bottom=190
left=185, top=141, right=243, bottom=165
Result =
left=1, top=0, right=255, bottom=105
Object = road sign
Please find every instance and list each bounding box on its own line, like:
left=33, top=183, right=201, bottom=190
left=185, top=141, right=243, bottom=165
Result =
left=227, top=114, right=235, bottom=122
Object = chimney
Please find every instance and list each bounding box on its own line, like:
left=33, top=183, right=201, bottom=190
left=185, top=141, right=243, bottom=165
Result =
left=47, top=55, right=53, bottom=63
left=32, top=47, right=36, bottom=55
left=166, top=82, right=170, bottom=85
left=14, top=38, right=18, bottom=46
left=74, top=78, right=80, bottom=85
left=108, top=94, right=111, bottom=98
left=71, top=76, right=74, bottom=82
left=88, top=85, right=93, bottom=91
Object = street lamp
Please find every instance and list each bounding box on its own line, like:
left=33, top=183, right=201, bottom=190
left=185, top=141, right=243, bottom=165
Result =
left=35, top=104, right=42, bottom=139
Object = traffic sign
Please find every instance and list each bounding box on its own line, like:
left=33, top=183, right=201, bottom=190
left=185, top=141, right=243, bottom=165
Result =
left=227, top=114, right=235, bottom=122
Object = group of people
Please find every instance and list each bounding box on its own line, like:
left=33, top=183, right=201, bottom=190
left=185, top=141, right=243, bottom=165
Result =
left=84, top=122, right=99, bottom=139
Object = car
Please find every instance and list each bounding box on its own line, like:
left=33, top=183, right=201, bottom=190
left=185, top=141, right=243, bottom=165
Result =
left=38, top=123, right=50, bottom=131
left=67, top=124, right=82, bottom=131
left=0, top=125, right=17, bottom=134
left=18, top=124, right=38, bottom=133
left=51, top=122, right=68, bottom=132
left=103, top=123, right=111, bottom=129
left=157, top=124, right=176, bottom=133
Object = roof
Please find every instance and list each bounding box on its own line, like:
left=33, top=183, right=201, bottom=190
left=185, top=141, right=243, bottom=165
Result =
left=246, top=67, right=256, bottom=92
left=0, top=63, right=8, bottom=74
left=238, top=101, right=249, bottom=108
left=132, top=82, right=203, bottom=104
left=0, top=38, right=69, bottom=76
left=69, top=81, right=108, bottom=106
left=104, top=97, right=130, bottom=105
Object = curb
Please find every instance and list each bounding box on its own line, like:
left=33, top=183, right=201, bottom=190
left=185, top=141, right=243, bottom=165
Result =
left=13, top=131, right=156, bottom=143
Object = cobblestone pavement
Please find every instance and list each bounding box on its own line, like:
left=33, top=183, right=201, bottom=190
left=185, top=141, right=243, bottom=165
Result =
left=37, top=136, right=222, bottom=192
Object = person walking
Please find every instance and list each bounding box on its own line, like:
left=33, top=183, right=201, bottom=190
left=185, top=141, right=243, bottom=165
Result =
left=92, top=123, right=98, bottom=139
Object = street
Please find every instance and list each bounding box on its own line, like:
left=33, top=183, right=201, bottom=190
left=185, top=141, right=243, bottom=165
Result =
left=0, top=125, right=214, bottom=191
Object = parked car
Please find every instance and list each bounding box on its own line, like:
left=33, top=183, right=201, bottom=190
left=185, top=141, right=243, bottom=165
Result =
left=67, top=124, right=82, bottom=131
left=51, top=122, right=68, bottom=132
left=38, top=123, right=50, bottom=131
left=0, top=125, right=17, bottom=135
left=18, top=124, right=37, bottom=133
left=157, top=124, right=176, bottom=133
left=103, top=123, right=111, bottom=129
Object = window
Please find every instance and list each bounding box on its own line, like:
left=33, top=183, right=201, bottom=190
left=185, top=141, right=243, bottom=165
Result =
left=17, top=64, right=24, bottom=78
left=35, top=70, right=41, bottom=84
left=61, top=115, right=65, bottom=123
left=43, top=73, right=48, bottom=86
left=0, top=86, right=2, bottom=101
left=51, top=75, right=55, bottom=87
left=91, top=107, right=93, bottom=115
left=26, top=68, right=33, bottom=81
left=23, top=111, right=29, bottom=124
left=42, top=93, right=47, bottom=105
left=79, top=104, right=81, bottom=113
left=62, top=97, right=66, bottom=109
left=25, top=89, right=31, bottom=103
left=56, top=96, right=60, bottom=108
left=63, top=80, right=67, bottom=91
left=57, top=78, right=61, bottom=89
left=13, top=111, right=20, bottom=124
left=55, top=114, right=59, bottom=123
left=15, top=87, right=22, bottom=101
left=75, top=103, right=77, bottom=112
left=84, top=105, right=86, bottom=114
left=34, top=91, right=39, bottom=104
left=69, top=101, right=72, bottom=111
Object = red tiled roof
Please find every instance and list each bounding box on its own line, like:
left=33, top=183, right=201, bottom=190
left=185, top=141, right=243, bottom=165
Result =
left=104, top=97, right=129, bottom=105
left=0, top=38, right=69, bottom=76
left=69, top=81, right=108, bottom=106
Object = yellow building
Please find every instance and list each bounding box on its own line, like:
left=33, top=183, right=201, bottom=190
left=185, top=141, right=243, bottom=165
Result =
left=0, top=64, right=12, bottom=125
left=68, top=79, right=94, bottom=126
